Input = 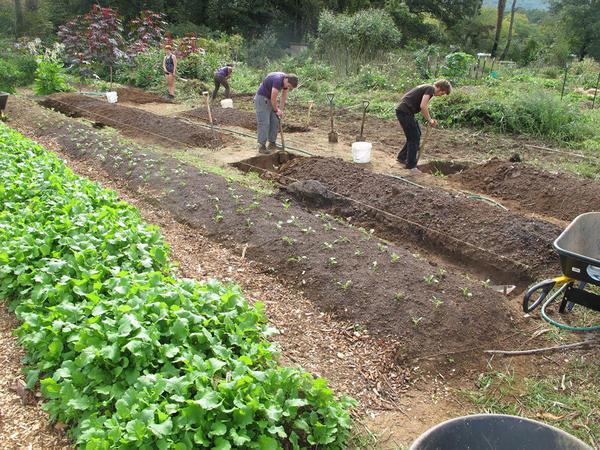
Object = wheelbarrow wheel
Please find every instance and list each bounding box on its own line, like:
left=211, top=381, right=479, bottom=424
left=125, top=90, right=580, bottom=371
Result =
left=523, top=279, right=563, bottom=313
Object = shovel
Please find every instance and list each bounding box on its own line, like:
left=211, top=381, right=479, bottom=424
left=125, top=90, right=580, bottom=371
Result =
left=326, top=93, right=338, bottom=143
left=417, top=123, right=432, bottom=163
left=356, top=100, right=370, bottom=142
left=278, top=116, right=286, bottom=152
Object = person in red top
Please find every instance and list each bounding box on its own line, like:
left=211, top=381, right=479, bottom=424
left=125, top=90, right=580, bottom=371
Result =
left=396, top=79, right=452, bottom=173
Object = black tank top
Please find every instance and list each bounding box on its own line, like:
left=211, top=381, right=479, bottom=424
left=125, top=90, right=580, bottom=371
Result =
left=165, top=54, right=174, bottom=73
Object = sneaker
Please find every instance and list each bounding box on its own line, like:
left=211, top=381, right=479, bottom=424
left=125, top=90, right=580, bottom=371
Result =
left=258, top=144, right=270, bottom=154
left=408, top=167, right=422, bottom=175
left=267, top=142, right=279, bottom=151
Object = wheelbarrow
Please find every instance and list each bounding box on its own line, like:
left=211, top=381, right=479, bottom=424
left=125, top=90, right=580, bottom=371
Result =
left=523, top=212, right=600, bottom=332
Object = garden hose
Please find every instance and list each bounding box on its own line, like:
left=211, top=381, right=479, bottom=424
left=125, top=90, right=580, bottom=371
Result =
left=540, top=284, right=600, bottom=332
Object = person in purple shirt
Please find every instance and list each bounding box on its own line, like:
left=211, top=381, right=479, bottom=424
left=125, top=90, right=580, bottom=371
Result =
left=254, top=72, right=299, bottom=153
left=212, top=64, right=233, bottom=101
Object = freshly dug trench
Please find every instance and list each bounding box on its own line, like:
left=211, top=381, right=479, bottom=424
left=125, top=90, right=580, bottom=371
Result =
left=38, top=93, right=229, bottom=148
left=419, top=160, right=470, bottom=176
left=452, top=159, right=600, bottom=222
left=182, top=107, right=310, bottom=132
left=275, top=156, right=562, bottom=284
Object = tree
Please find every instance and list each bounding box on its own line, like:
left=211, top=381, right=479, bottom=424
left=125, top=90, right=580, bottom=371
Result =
left=14, top=0, right=23, bottom=37
left=500, top=0, right=517, bottom=59
left=405, top=0, right=483, bottom=27
left=491, top=0, right=507, bottom=56
left=550, top=0, right=600, bottom=59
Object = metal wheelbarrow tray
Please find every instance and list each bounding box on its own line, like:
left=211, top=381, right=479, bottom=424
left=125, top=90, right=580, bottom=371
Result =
left=523, top=212, right=600, bottom=332
left=554, top=212, right=600, bottom=285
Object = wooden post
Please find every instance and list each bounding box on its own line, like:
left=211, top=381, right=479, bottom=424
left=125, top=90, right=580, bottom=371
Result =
left=592, top=71, right=600, bottom=109
left=561, top=64, right=569, bottom=100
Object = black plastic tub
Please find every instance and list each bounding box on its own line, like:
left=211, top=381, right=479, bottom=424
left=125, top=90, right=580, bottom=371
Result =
left=409, top=414, right=592, bottom=450
left=0, top=92, right=8, bottom=111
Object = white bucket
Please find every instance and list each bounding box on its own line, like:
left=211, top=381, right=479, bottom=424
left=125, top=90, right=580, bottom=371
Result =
left=220, top=98, right=233, bottom=108
left=106, top=91, right=118, bottom=103
left=352, top=141, right=372, bottom=163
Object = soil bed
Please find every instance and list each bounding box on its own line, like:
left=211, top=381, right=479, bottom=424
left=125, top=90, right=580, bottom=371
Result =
left=8, top=96, right=526, bottom=367
left=182, top=106, right=310, bottom=132
left=452, top=159, right=600, bottom=222
left=115, top=86, right=171, bottom=104
left=272, top=156, right=562, bottom=284
left=38, top=93, right=230, bottom=148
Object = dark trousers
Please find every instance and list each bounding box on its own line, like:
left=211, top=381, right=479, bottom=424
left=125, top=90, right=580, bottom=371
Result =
left=212, top=75, right=230, bottom=100
left=396, top=109, right=421, bottom=169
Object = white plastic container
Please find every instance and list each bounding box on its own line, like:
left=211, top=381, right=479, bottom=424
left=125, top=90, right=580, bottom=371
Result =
left=106, top=91, right=118, bottom=103
left=220, top=98, right=233, bottom=108
left=352, top=141, right=372, bottom=163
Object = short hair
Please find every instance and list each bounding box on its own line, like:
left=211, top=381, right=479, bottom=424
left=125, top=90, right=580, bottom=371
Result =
left=434, top=79, right=452, bottom=94
left=165, top=44, right=172, bottom=50
left=286, top=74, right=299, bottom=88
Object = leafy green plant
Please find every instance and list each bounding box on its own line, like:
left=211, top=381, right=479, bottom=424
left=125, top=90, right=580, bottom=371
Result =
left=423, top=274, right=439, bottom=285
left=33, top=58, right=69, bottom=95
left=0, top=124, right=355, bottom=448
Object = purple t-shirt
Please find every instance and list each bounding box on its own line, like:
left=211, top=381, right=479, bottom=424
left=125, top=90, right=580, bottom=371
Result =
left=215, top=66, right=231, bottom=78
left=256, top=72, right=285, bottom=98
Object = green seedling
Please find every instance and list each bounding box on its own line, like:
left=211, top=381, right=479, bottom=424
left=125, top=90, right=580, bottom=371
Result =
left=423, top=274, right=439, bottom=285
left=437, top=267, right=447, bottom=278
left=275, top=220, right=284, bottom=230
left=245, top=218, right=254, bottom=228
left=461, top=287, right=473, bottom=299
left=354, top=248, right=363, bottom=257
left=337, top=280, right=353, bottom=290
left=323, top=222, right=335, bottom=231
left=301, top=226, right=315, bottom=234
left=412, top=317, right=424, bottom=327
left=371, top=261, right=379, bottom=271
left=336, top=236, right=351, bottom=244
left=323, top=241, right=334, bottom=250
left=390, top=252, right=400, bottom=263
left=328, top=257, right=338, bottom=267
left=394, top=291, right=407, bottom=301
left=431, top=295, right=444, bottom=308
left=282, top=198, right=291, bottom=210
left=282, top=236, right=296, bottom=246
left=377, top=243, right=388, bottom=253
left=287, top=255, right=307, bottom=263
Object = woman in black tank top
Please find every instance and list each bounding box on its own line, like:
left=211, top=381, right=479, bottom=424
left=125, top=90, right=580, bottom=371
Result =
left=162, top=45, right=177, bottom=99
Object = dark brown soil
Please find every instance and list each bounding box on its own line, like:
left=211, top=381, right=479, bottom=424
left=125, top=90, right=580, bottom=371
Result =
left=38, top=93, right=230, bottom=148
left=182, top=106, right=310, bottom=132
left=7, top=96, right=527, bottom=368
left=115, top=86, right=171, bottom=104
left=273, top=157, right=562, bottom=284
left=452, top=159, right=600, bottom=222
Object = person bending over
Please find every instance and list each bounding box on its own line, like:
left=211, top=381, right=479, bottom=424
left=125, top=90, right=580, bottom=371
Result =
left=396, top=79, right=451, bottom=173
left=212, top=64, right=233, bottom=101
left=254, top=72, right=298, bottom=154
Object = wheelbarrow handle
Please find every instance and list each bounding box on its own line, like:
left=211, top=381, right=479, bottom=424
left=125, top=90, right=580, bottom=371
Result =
left=362, top=100, right=370, bottom=110
left=326, top=93, right=335, bottom=105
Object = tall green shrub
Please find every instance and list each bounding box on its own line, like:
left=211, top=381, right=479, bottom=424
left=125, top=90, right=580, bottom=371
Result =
left=0, top=59, right=21, bottom=93
left=33, top=58, right=69, bottom=95
left=316, top=9, right=402, bottom=74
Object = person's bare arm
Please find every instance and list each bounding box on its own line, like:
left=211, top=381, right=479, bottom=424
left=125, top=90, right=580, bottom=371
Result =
left=163, top=56, right=167, bottom=73
left=271, top=87, right=281, bottom=116
left=420, top=95, right=437, bottom=126
left=280, top=88, right=288, bottom=115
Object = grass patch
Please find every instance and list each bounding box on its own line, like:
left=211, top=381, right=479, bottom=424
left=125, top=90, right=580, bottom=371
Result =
left=463, top=357, right=600, bottom=447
